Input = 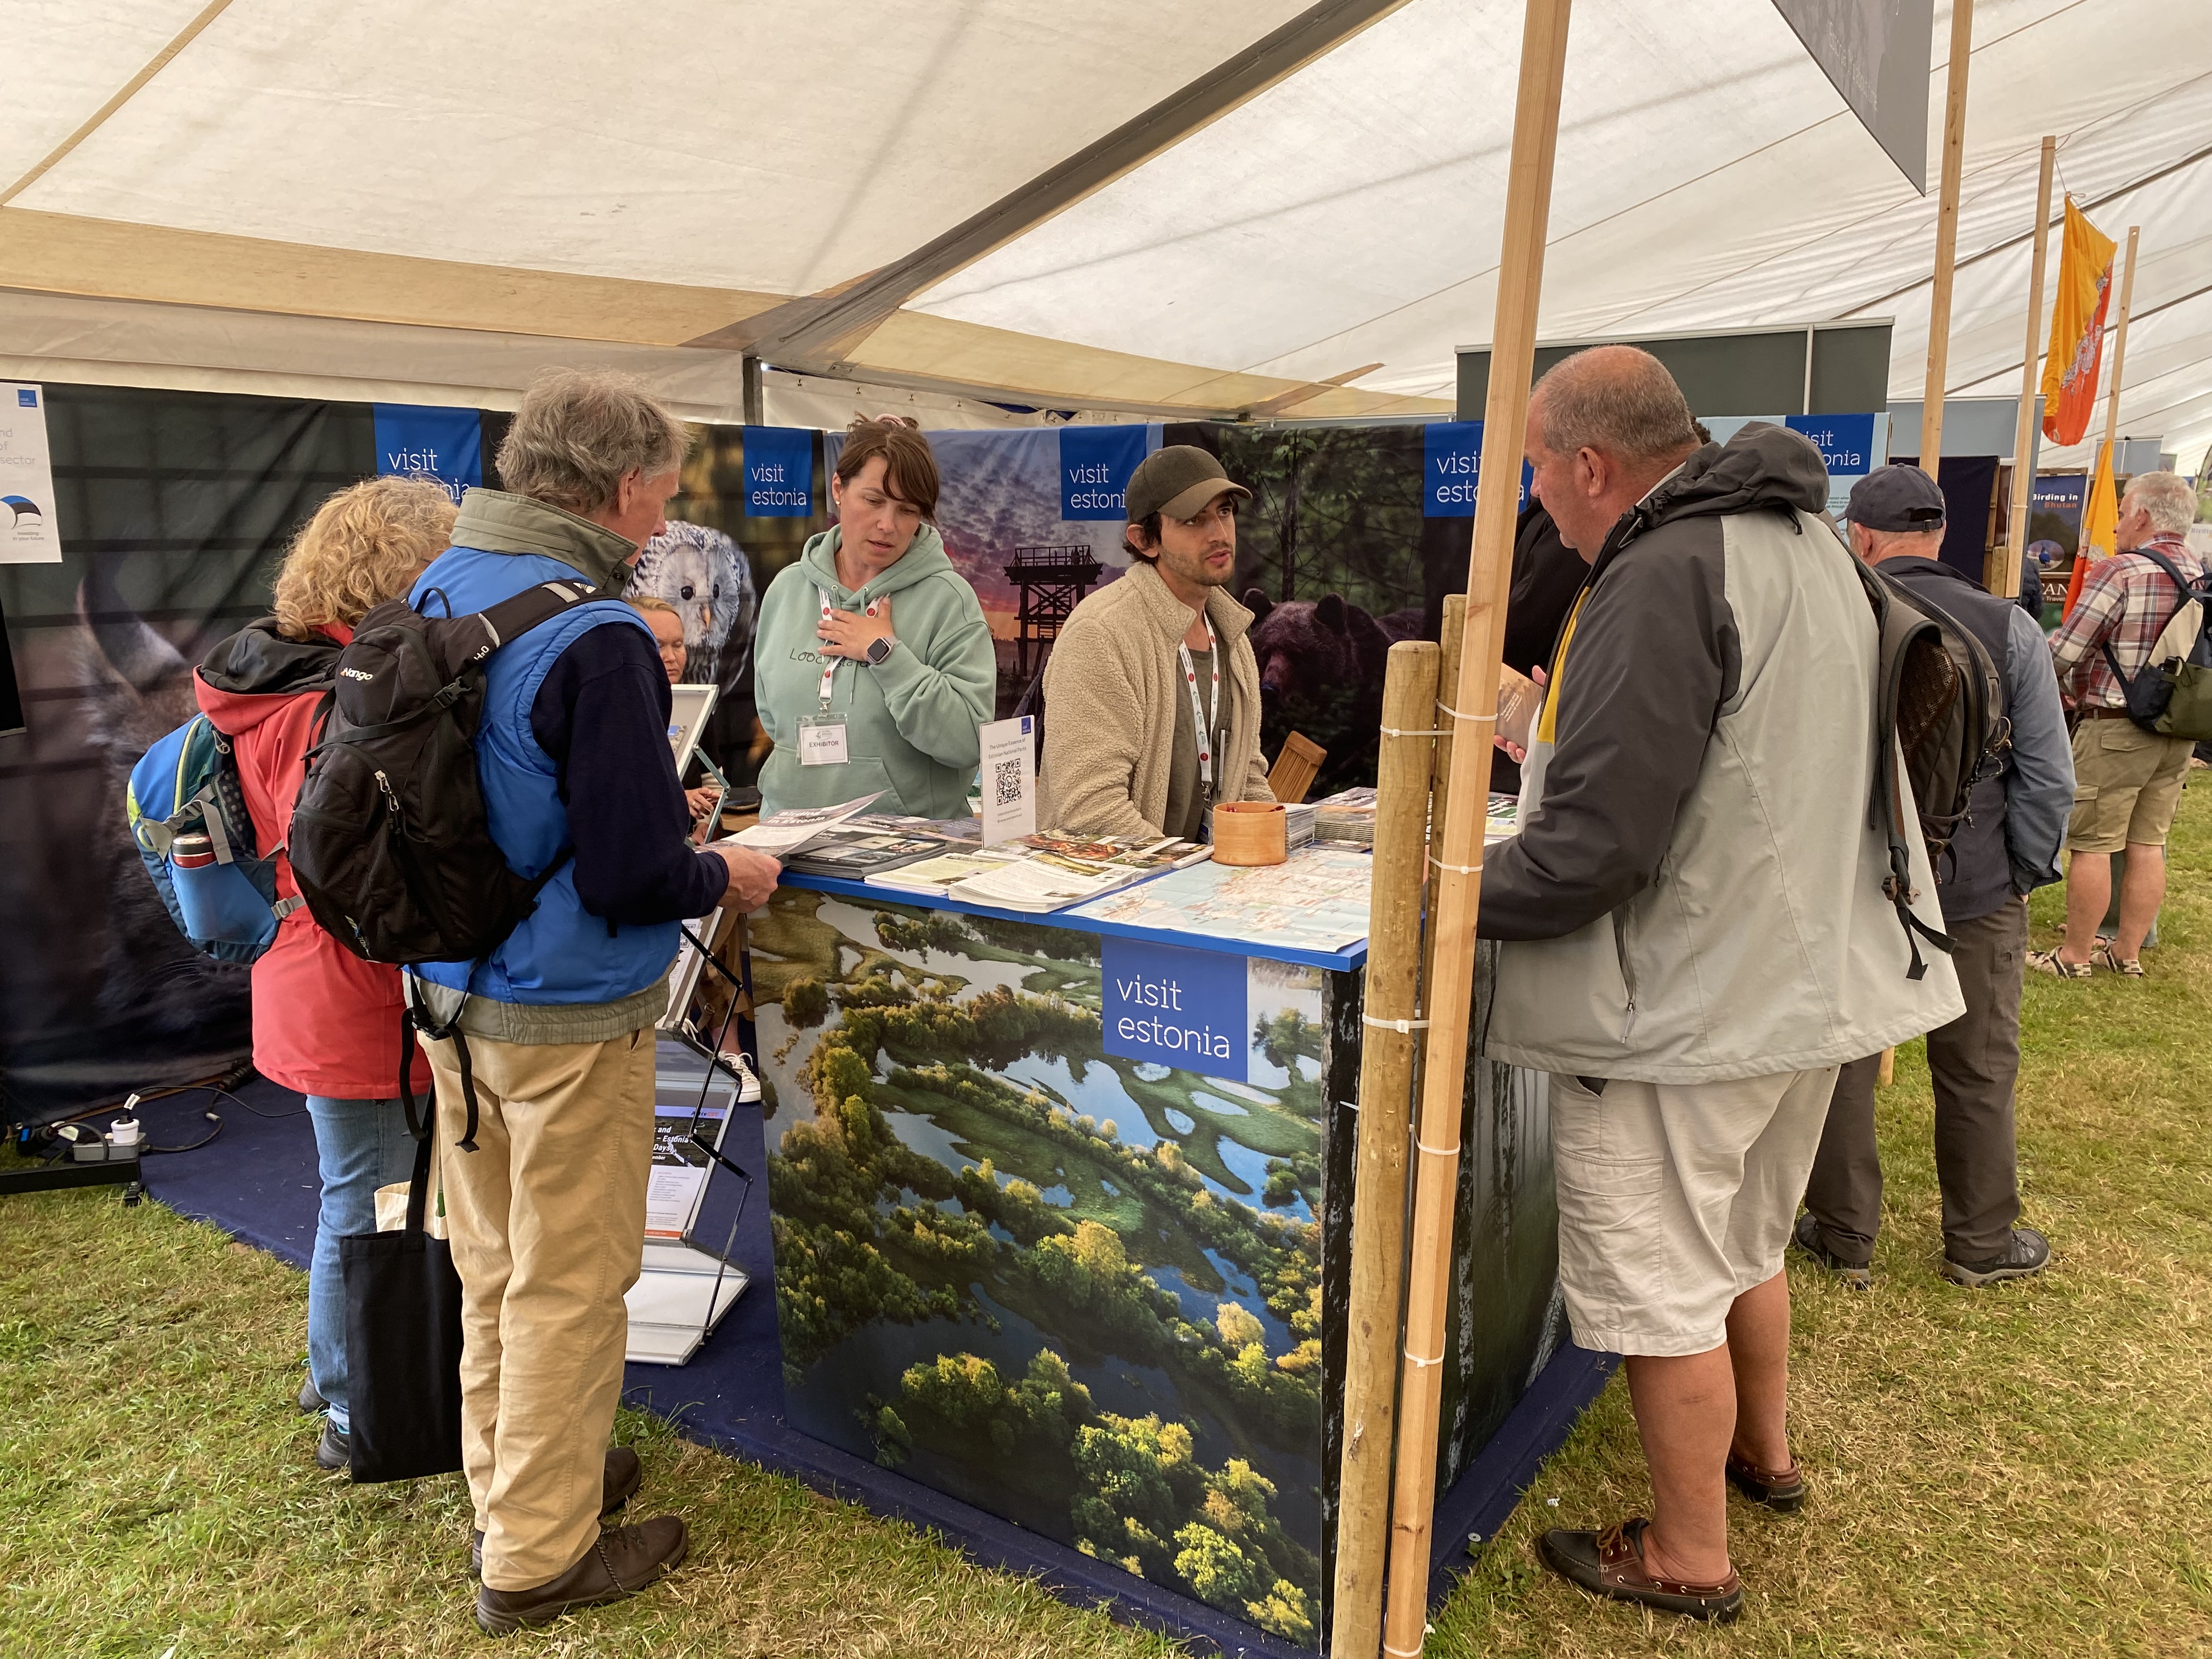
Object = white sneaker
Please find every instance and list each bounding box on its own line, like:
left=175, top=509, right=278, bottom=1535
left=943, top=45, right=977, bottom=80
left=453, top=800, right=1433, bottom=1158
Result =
left=720, top=1052, right=763, bottom=1103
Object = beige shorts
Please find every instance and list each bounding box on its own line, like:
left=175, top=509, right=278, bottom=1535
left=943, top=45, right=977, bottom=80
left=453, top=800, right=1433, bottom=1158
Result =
left=1550, top=1068, right=1838, bottom=1357
left=2067, top=718, right=2195, bottom=853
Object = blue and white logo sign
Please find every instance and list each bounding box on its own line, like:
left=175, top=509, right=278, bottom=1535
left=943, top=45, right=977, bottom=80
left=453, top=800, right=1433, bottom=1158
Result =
left=1784, top=413, right=1886, bottom=518
left=16, top=388, right=35, bottom=408
left=1423, top=421, right=1531, bottom=518
left=1102, top=937, right=1246, bottom=1082
left=373, top=404, right=482, bottom=503
left=1060, top=425, right=1154, bottom=521
left=1, top=379, right=60, bottom=565
left=744, top=426, right=814, bottom=517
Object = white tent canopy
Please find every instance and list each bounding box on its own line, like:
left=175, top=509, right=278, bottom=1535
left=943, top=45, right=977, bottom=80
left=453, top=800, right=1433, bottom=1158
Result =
left=8, top=0, right=2207, bottom=465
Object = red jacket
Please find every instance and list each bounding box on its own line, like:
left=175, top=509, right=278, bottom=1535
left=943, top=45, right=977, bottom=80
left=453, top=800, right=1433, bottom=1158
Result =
left=194, top=620, right=417, bottom=1100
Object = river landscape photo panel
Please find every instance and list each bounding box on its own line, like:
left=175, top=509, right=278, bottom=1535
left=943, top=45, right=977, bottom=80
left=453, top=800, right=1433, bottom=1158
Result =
left=749, top=890, right=1330, bottom=1645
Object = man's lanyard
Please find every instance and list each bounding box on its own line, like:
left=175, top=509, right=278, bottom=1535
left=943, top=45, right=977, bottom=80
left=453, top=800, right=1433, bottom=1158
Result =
left=815, top=584, right=881, bottom=708
left=1179, top=615, right=1220, bottom=791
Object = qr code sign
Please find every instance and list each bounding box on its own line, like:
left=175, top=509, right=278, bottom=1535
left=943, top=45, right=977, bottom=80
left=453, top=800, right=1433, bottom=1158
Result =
left=992, top=758, right=1024, bottom=807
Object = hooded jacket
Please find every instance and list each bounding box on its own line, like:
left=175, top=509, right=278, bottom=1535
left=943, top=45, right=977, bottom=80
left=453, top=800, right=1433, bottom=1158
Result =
left=1036, top=559, right=1274, bottom=839
left=1480, top=424, right=1964, bottom=1082
left=753, top=522, right=996, bottom=818
left=195, top=619, right=414, bottom=1098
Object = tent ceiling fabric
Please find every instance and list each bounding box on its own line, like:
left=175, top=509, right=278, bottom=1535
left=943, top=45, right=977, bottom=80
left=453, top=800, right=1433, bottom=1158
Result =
left=7, top=0, right=2209, bottom=459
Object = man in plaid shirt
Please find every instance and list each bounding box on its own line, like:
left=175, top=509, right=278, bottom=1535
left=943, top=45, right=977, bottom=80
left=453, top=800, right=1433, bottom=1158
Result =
left=2036, top=471, right=2204, bottom=978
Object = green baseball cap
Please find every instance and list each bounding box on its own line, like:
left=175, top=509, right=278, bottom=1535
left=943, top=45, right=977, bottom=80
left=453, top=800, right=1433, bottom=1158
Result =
left=1126, top=444, right=1252, bottom=522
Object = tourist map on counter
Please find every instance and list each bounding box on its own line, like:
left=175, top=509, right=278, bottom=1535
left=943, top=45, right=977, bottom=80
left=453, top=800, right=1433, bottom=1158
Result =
left=1071, top=844, right=1374, bottom=952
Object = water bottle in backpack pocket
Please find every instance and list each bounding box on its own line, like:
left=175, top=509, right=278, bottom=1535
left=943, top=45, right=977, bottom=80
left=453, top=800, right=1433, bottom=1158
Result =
left=127, top=713, right=297, bottom=962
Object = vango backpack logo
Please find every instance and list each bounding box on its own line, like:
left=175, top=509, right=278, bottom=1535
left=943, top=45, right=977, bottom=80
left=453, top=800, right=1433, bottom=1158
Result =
left=340, top=667, right=376, bottom=681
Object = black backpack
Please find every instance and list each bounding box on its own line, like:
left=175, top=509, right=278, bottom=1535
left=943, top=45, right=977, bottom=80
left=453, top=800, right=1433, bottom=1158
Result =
left=289, top=579, right=601, bottom=966
left=1851, top=557, right=2011, bottom=978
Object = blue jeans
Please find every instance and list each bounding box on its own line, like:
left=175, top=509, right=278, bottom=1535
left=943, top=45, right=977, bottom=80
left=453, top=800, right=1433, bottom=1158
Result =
left=305, top=1096, right=418, bottom=1432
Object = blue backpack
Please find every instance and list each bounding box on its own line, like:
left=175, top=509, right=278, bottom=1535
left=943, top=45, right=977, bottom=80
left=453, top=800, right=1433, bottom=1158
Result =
left=127, top=713, right=300, bottom=963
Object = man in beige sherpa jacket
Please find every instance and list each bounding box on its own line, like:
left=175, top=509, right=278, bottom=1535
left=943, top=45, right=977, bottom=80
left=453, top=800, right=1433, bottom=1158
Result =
left=1037, top=446, right=1274, bottom=839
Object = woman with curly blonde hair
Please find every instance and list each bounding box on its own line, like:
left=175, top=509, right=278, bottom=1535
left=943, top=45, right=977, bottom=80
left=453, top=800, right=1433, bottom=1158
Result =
left=194, top=474, right=458, bottom=1472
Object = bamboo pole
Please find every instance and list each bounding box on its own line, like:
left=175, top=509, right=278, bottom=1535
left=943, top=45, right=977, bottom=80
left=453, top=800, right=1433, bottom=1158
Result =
left=1419, top=596, right=1468, bottom=1013
left=1381, top=2, right=1572, bottom=1652
left=1994, top=136, right=2057, bottom=598
left=1918, top=0, right=1974, bottom=474
left=1331, top=640, right=1441, bottom=1659
left=2100, top=226, right=2141, bottom=473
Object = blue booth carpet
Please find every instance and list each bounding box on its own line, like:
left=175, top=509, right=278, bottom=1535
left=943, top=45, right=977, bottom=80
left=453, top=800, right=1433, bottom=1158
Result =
left=136, top=1069, right=1613, bottom=1657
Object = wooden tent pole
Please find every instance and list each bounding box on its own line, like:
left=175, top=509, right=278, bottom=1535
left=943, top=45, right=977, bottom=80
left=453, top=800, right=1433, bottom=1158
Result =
left=1995, top=136, right=2057, bottom=597
left=1330, top=639, right=1440, bottom=1659
left=1381, top=2, right=1572, bottom=1652
left=2101, top=226, right=2141, bottom=472
left=1919, top=0, right=1974, bottom=474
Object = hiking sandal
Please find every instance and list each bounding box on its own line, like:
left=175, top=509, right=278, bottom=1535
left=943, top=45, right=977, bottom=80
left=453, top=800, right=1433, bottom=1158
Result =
left=2092, top=942, right=2145, bottom=977
left=2027, top=949, right=2092, bottom=979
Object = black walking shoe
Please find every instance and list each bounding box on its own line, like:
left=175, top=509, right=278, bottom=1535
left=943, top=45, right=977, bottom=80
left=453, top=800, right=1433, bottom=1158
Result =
left=297, top=1375, right=325, bottom=1415
left=1792, top=1212, right=1871, bottom=1288
left=475, top=1515, right=687, bottom=1635
left=1942, top=1226, right=2050, bottom=1288
left=314, top=1419, right=349, bottom=1473
left=471, top=1447, right=644, bottom=1576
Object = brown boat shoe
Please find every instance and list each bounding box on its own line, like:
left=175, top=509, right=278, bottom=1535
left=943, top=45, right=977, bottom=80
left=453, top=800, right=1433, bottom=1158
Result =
left=1539, top=1516, right=1743, bottom=1623
left=1725, top=1448, right=1807, bottom=1514
left=475, top=1514, right=687, bottom=1635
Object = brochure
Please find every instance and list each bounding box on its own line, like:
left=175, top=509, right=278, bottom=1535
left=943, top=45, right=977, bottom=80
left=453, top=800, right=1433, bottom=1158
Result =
left=946, top=852, right=1138, bottom=913
left=1016, top=832, right=1208, bottom=871
left=726, top=791, right=884, bottom=859
left=781, top=828, right=950, bottom=878
left=864, top=847, right=1029, bottom=897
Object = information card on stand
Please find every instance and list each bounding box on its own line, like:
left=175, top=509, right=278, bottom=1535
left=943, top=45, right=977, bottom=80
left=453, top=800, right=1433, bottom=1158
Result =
left=977, top=715, right=1037, bottom=845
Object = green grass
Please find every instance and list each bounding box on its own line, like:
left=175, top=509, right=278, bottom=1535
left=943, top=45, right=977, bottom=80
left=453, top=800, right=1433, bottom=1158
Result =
left=4, top=785, right=2208, bottom=1656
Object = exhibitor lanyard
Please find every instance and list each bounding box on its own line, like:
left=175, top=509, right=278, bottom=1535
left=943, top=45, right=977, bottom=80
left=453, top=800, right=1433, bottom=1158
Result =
left=815, top=585, right=881, bottom=707
left=1179, top=616, right=1220, bottom=791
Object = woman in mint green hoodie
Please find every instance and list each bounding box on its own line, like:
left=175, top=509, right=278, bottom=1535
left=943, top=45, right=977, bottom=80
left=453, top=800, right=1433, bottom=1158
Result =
left=754, top=418, right=996, bottom=819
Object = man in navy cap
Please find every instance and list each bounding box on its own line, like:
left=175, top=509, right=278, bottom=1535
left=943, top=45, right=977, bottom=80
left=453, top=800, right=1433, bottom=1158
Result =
left=1797, top=465, right=2074, bottom=1289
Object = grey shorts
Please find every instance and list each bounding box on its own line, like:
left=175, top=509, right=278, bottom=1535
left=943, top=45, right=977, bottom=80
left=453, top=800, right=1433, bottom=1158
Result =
left=1550, top=1067, right=1838, bottom=1357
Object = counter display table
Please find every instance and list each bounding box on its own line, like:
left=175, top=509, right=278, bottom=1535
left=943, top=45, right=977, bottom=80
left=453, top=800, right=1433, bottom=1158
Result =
left=724, top=844, right=1604, bottom=1654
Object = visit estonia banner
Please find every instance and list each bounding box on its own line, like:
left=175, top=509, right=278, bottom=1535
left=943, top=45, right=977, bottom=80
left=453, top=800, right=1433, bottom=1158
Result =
left=743, top=426, right=815, bottom=517
left=373, top=403, right=481, bottom=503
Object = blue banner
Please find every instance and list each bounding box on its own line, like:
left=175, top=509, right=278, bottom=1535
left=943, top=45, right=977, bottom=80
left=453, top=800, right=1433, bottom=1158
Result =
left=1101, top=937, right=1246, bottom=1081
left=744, top=426, right=815, bottom=517
left=1422, top=421, right=1529, bottom=517
left=1060, top=425, right=1154, bottom=521
left=1784, top=414, right=1878, bottom=478
left=372, top=404, right=481, bottom=503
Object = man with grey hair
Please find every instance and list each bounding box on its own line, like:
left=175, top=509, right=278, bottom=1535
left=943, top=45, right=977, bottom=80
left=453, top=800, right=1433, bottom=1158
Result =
left=2038, top=469, right=2206, bottom=977
left=406, top=369, right=781, bottom=1632
left=1477, top=347, right=1962, bottom=1621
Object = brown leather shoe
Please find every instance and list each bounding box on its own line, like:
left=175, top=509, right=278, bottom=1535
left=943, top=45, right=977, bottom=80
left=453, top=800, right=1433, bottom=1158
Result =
left=470, top=1447, right=644, bottom=1577
left=475, top=1515, right=687, bottom=1635
left=1726, top=1449, right=1807, bottom=1514
left=1539, top=1517, right=1742, bottom=1622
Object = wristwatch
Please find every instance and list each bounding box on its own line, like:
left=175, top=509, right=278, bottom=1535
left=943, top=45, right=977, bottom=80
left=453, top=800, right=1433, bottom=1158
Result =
left=865, top=636, right=895, bottom=667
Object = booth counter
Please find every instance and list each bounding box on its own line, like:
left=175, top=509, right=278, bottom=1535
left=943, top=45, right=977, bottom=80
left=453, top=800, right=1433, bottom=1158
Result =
left=737, top=848, right=1578, bottom=1651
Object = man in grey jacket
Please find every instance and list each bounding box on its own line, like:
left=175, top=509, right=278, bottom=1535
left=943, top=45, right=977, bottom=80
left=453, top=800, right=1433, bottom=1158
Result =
left=1799, top=466, right=2072, bottom=1291
left=1477, top=348, right=1963, bottom=1622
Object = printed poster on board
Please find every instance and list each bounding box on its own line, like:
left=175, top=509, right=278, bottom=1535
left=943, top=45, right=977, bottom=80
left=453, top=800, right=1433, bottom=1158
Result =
left=1, top=383, right=61, bottom=563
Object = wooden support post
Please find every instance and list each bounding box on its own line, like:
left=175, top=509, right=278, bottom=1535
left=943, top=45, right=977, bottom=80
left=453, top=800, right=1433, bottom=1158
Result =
left=2101, top=226, right=2141, bottom=471
left=1995, top=136, right=2057, bottom=598
left=1331, top=640, right=1441, bottom=1659
left=1419, top=595, right=1468, bottom=1014
left=1381, top=2, right=1571, bottom=1652
left=1877, top=1047, right=1896, bottom=1088
left=1919, top=0, right=1974, bottom=474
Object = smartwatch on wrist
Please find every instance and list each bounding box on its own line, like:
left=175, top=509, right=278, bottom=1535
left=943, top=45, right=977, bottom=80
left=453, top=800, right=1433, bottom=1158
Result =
left=865, top=636, right=895, bottom=667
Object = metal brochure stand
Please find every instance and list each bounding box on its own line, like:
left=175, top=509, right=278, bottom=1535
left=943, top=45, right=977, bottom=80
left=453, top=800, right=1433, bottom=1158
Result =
left=624, top=916, right=758, bottom=1367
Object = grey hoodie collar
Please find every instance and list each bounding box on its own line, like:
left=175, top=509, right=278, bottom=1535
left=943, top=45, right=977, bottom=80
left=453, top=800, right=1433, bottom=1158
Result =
left=451, top=488, right=639, bottom=590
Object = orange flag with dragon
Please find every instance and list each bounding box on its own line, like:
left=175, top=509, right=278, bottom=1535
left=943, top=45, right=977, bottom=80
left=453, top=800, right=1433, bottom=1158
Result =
left=2040, top=198, right=2118, bottom=447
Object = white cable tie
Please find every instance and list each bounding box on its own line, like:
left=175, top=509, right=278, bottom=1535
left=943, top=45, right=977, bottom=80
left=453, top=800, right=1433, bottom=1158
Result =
left=1383, top=1645, right=1424, bottom=1658
left=1361, top=1013, right=1431, bottom=1032
left=1402, top=1348, right=1444, bottom=1368
left=1416, top=1138, right=1461, bottom=1157
left=1378, top=725, right=1448, bottom=738
left=1427, top=853, right=1482, bottom=876
left=1437, top=701, right=1497, bottom=726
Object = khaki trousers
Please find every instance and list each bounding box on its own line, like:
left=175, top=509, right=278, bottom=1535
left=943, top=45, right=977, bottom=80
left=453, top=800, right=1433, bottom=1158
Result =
left=421, top=1025, right=656, bottom=1590
left=1805, top=901, right=2026, bottom=1266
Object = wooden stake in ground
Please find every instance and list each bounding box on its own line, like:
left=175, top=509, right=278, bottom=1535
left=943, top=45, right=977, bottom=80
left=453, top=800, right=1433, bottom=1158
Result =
left=1330, top=640, right=1440, bottom=1659
left=2101, top=225, right=2141, bottom=470
left=1995, top=136, right=2057, bottom=599
left=1919, top=0, right=1974, bottom=473
left=1381, top=2, right=1572, bottom=1653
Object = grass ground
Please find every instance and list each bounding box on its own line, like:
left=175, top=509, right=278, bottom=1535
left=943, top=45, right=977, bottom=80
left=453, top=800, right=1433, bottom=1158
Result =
left=3, top=789, right=2207, bottom=1658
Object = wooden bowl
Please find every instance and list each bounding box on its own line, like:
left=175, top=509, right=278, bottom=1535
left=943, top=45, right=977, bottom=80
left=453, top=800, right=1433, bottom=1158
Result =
left=1212, top=800, right=1288, bottom=866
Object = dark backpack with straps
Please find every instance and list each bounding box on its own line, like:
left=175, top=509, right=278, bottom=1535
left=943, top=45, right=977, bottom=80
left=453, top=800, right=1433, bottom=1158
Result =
left=2098, top=542, right=2212, bottom=742
left=1850, top=557, right=2011, bottom=978
left=289, top=578, right=601, bottom=966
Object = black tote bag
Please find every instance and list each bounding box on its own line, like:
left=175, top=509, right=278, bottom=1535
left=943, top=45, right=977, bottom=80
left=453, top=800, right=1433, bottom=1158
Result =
left=338, top=1105, right=465, bottom=1482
